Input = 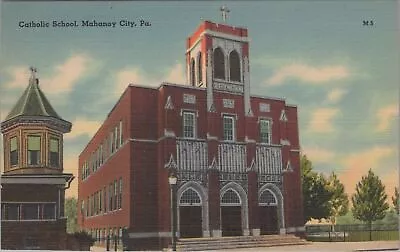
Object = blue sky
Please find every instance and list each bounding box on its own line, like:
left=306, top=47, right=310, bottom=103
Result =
left=0, top=1, right=398, bottom=201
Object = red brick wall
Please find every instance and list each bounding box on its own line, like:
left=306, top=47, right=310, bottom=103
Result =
left=1, top=219, right=67, bottom=250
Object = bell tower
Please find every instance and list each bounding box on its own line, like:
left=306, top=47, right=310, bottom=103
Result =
left=185, top=8, right=252, bottom=115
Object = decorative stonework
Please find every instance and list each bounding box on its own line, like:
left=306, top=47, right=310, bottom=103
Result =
left=213, top=81, right=244, bottom=93
left=183, top=94, right=196, bottom=104
left=259, top=103, right=270, bottom=113
left=280, top=109, right=288, bottom=121
left=164, top=96, right=174, bottom=110
left=280, top=139, right=290, bottom=146
left=222, top=99, right=234, bottom=108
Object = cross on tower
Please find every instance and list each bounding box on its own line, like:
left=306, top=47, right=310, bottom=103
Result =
left=220, top=5, right=230, bottom=23
left=30, top=66, right=37, bottom=79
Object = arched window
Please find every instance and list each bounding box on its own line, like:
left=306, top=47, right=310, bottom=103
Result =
left=259, top=190, right=277, bottom=206
left=229, top=50, right=241, bottom=82
left=197, top=53, right=202, bottom=85
left=213, top=47, right=225, bottom=80
left=221, top=189, right=241, bottom=205
left=190, top=58, right=195, bottom=86
left=180, top=188, right=201, bottom=206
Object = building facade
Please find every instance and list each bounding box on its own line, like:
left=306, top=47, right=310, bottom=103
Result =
left=77, top=20, right=304, bottom=250
left=0, top=69, right=74, bottom=250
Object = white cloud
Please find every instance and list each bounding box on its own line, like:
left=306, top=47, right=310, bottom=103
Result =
left=308, top=108, right=340, bottom=133
left=266, top=63, right=350, bottom=86
left=3, top=54, right=95, bottom=94
left=164, top=63, right=186, bottom=84
left=376, top=104, right=398, bottom=132
left=113, top=63, right=186, bottom=98
left=40, top=54, right=94, bottom=94
left=302, top=146, right=335, bottom=164
left=338, top=146, right=397, bottom=197
left=64, top=118, right=102, bottom=140
left=326, top=88, right=347, bottom=104
left=3, top=66, right=31, bottom=89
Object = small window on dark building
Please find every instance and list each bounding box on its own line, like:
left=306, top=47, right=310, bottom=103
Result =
left=109, top=183, right=113, bottom=211
left=22, top=204, right=39, bottom=220
left=43, top=203, right=56, bottom=219
left=229, top=50, right=241, bottom=82
left=114, top=180, right=118, bottom=211
left=49, top=138, right=59, bottom=167
left=28, top=136, right=41, bottom=165
left=213, top=48, right=225, bottom=80
left=10, top=136, right=18, bottom=166
left=190, top=58, right=195, bottom=86
left=118, top=178, right=123, bottom=209
left=197, top=53, right=202, bottom=85
left=183, top=111, right=196, bottom=138
left=260, top=119, right=272, bottom=144
left=4, top=203, right=19, bottom=220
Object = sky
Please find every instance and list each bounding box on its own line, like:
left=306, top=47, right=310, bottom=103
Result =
left=0, top=1, right=398, bottom=203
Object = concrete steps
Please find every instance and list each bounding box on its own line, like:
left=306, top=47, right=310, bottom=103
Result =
left=176, top=234, right=309, bottom=251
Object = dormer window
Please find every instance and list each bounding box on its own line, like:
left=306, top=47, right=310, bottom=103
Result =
left=49, top=137, right=60, bottom=167
left=10, top=137, right=18, bottom=166
left=28, top=136, right=41, bottom=165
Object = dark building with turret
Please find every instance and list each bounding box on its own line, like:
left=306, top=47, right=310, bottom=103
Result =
left=1, top=68, right=74, bottom=250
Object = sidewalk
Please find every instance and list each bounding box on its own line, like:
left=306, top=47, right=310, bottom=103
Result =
left=91, top=241, right=399, bottom=252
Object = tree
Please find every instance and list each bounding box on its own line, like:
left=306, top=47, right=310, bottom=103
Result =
left=392, top=187, right=399, bottom=214
left=301, top=155, right=334, bottom=222
left=351, top=169, right=389, bottom=240
left=326, top=172, right=349, bottom=228
left=65, top=197, right=78, bottom=234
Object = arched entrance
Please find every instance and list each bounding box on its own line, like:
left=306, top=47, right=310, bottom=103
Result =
left=179, top=188, right=203, bottom=238
left=258, top=184, right=285, bottom=235
left=221, top=189, right=242, bottom=236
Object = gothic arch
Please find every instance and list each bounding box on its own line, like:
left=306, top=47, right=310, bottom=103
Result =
left=259, top=183, right=285, bottom=231
left=197, top=52, right=202, bottom=85
left=213, top=47, right=225, bottom=80
left=177, top=181, right=209, bottom=237
left=190, top=58, right=196, bottom=86
left=229, top=50, right=241, bottom=82
left=220, top=182, right=249, bottom=235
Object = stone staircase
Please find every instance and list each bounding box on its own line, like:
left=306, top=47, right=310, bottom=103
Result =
left=176, top=234, right=309, bottom=251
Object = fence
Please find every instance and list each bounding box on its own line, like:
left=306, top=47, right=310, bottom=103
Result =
left=305, top=224, right=399, bottom=242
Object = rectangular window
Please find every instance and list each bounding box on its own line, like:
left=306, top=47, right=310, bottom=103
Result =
left=114, top=180, right=118, bottom=211
left=4, top=203, right=19, bottom=220
left=10, top=137, right=18, bottom=166
left=109, top=183, right=113, bottom=211
left=223, top=116, right=235, bottom=141
left=183, top=112, right=196, bottom=138
left=28, top=136, right=41, bottom=165
left=104, top=186, right=107, bottom=212
left=118, top=178, right=123, bottom=209
left=119, top=121, right=123, bottom=146
left=86, top=197, right=89, bottom=217
left=115, top=126, right=119, bottom=150
left=110, top=132, right=114, bottom=154
left=100, top=144, right=103, bottom=165
left=260, top=119, right=272, bottom=144
left=43, top=203, right=56, bottom=219
left=49, top=138, right=59, bottom=167
left=22, top=204, right=39, bottom=220
left=99, top=190, right=102, bottom=213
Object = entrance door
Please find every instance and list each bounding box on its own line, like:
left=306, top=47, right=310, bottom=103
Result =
left=221, top=189, right=243, bottom=236
left=259, top=189, right=279, bottom=235
left=221, top=206, right=242, bottom=236
left=179, top=206, right=202, bottom=238
left=259, top=206, right=278, bottom=235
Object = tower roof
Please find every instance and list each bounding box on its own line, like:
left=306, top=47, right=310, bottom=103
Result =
left=5, top=77, right=61, bottom=121
left=1, top=68, right=71, bottom=133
